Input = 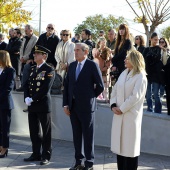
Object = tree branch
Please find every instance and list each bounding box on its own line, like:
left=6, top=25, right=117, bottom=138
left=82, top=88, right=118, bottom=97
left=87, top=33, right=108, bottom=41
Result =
left=156, top=0, right=164, bottom=14
left=141, top=0, right=153, bottom=21
left=163, top=15, right=170, bottom=22
left=160, top=0, right=169, bottom=15
left=125, top=0, right=140, bottom=18
left=147, top=0, right=154, bottom=18
left=162, top=7, right=170, bottom=17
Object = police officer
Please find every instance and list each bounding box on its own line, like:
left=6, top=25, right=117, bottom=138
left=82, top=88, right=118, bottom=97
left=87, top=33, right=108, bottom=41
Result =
left=23, top=45, right=55, bottom=165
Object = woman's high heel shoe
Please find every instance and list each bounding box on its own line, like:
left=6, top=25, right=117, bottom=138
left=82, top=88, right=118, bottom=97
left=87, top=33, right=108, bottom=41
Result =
left=0, top=149, right=8, bottom=158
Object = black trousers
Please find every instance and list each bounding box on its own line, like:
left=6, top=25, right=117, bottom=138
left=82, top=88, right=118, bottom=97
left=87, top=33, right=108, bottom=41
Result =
left=117, top=155, right=138, bottom=170
left=165, top=85, right=170, bottom=115
left=70, top=101, right=94, bottom=167
left=28, top=112, right=52, bottom=160
left=0, top=109, right=11, bottom=148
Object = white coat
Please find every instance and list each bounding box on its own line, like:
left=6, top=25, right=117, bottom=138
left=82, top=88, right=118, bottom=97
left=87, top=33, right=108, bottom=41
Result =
left=110, top=68, right=147, bottom=157
left=55, top=40, right=75, bottom=80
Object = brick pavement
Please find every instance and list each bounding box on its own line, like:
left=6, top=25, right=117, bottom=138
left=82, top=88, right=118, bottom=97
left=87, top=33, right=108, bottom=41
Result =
left=0, top=133, right=170, bottom=170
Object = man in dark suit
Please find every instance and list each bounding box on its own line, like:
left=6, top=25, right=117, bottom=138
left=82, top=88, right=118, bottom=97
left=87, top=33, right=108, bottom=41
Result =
left=0, top=33, right=7, bottom=50
left=63, top=43, right=104, bottom=170
left=23, top=45, right=55, bottom=165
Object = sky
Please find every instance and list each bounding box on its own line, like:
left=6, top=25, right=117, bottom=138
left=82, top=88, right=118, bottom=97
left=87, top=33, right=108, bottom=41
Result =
left=22, top=0, right=170, bottom=38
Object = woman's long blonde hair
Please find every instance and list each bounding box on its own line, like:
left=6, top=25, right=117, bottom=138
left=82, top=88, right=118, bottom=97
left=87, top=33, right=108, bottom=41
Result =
left=0, top=50, right=12, bottom=68
left=127, top=50, right=146, bottom=76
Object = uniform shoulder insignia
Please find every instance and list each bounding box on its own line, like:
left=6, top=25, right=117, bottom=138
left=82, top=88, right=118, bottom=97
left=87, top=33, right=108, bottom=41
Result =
left=31, top=65, right=36, bottom=70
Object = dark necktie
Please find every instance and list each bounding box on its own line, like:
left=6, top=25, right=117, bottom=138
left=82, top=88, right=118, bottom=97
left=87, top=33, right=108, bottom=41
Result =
left=76, top=63, right=81, bottom=80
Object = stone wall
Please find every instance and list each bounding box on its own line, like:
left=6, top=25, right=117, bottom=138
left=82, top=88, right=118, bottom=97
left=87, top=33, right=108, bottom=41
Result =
left=11, top=92, right=170, bottom=156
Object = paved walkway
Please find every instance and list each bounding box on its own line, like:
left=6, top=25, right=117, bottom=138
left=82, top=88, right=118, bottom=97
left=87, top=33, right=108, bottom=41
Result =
left=0, top=133, right=170, bottom=170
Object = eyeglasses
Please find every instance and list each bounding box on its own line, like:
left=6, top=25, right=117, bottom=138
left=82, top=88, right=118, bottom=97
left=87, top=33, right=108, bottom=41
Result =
left=63, top=34, right=69, bottom=36
left=159, top=41, right=165, bottom=43
left=135, top=38, right=139, bottom=40
left=60, top=34, right=62, bottom=35
left=47, top=27, right=54, bottom=30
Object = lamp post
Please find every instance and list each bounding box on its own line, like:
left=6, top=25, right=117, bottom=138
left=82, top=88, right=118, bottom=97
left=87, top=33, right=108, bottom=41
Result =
left=39, top=0, right=42, bottom=36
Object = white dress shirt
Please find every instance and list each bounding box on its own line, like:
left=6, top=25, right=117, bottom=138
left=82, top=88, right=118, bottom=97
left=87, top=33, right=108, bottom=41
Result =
left=37, top=61, right=45, bottom=68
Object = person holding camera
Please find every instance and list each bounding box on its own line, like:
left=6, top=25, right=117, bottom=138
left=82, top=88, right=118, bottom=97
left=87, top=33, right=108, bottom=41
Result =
left=111, top=24, right=131, bottom=82
left=143, top=32, right=168, bottom=113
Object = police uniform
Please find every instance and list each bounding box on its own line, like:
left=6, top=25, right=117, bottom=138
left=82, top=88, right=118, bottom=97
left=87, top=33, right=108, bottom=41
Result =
left=24, top=45, right=55, bottom=165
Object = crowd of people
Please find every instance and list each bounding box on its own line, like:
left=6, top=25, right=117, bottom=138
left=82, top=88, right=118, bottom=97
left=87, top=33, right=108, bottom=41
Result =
left=0, top=22, right=169, bottom=170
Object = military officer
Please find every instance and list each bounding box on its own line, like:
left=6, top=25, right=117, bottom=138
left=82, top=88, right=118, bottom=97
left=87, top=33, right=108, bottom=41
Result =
left=23, top=45, right=55, bottom=165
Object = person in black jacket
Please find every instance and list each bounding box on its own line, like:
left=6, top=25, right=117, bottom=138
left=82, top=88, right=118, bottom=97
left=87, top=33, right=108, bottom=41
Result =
left=81, top=29, right=94, bottom=60
left=36, top=23, right=59, bottom=67
left=143, top=32, right=168, bottom=113
left=0, top=51, right=15, bottom=158
left=6, top=28, right=22, bottom=77
left=111, top=24, right=131, bottom=81
left=0, top=34, right=7, bottom=50
left=23, top=45, right=55, bottom=165
left=134, top=35, right=145, bottom=54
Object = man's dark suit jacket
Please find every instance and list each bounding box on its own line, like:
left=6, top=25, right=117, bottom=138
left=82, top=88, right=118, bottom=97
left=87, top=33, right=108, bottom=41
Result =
left=0, top=41, right=7, bottom=50
left=63, top=59, right=104, bottom=113
left=24, top=63, right=55, bottom=113
left=0, top=67, right=15, bottom=110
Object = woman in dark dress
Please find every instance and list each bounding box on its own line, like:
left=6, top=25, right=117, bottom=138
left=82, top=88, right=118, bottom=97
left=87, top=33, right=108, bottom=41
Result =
left=134, top=35, right=145, bottom=54
left=0, top=50, right=15, bottom=158
left=143, top=33, right=168, bottom=113
left=111, top=24, right=131, bottom=81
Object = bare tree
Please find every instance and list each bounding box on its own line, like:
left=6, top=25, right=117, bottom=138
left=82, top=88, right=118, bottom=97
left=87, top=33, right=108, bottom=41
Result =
left=126, top=0, right=170, bottom=45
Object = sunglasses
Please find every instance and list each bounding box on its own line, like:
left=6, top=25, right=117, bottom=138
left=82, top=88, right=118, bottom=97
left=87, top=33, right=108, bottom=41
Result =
left=135, top=38, right=139, bottom=40
left=47, top=27, right=54, bottom=30
left=60, top=34, right=62, bottom=35
left=63, top=34, right=69, bottom=36
left=159, top=41, right=165, bottom=43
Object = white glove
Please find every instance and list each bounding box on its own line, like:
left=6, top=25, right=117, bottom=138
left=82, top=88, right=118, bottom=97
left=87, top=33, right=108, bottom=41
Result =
left=25, top=97, right=33, bottom=106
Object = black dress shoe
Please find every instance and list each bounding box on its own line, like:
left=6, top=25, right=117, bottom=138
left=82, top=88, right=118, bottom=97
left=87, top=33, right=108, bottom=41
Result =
left=0, top=149, right=8, bottom=158
left=40, top=159, right=49, bottom=165
left=24, top=155, right=41, bottom=162
left=23, top=108, right=28, bottom=112
left=82, top=166, right=93, bottom=170
left=69, top=164, right=84, bottom=170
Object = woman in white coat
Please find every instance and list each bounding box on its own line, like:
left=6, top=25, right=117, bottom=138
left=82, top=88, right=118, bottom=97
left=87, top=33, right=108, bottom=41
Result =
left=110, top=50, right=147, bottom=170
left=55, top=29, right=75, bottom=83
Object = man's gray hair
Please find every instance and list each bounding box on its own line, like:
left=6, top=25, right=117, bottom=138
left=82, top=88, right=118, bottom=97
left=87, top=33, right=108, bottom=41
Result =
left=76, top=43, right=89, bottom=51
left=0, top=33, right=5, bottom=39
left=9, top=28, right=14, bottom=31
left=108, top=28, right=116, bottom=33
left=25, top=24, right=34, bottom=30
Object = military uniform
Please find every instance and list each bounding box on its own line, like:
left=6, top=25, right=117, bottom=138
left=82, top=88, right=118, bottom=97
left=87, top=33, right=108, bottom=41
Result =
left=24, top=45, right=55, bottom=164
